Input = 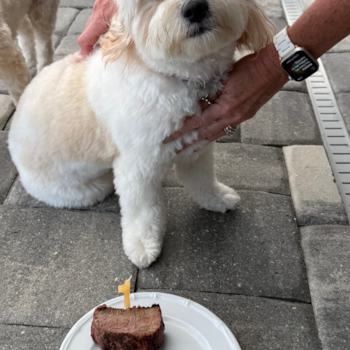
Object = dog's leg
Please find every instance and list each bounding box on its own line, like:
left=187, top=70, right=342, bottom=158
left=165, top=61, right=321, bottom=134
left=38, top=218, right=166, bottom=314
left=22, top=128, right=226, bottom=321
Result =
left=17, top=15, right=36, bottom=70
left=114, top=158, right=166, bottom=268
left=175, top=143, right=241, bottom=213
left=0, top=23, right=31, bottom=104
left=28, top=0, right=59, bottom=72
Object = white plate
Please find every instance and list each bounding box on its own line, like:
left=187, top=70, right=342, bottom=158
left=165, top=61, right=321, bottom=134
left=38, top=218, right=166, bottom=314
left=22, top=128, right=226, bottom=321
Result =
left=60, top=292, right=241, bottom=350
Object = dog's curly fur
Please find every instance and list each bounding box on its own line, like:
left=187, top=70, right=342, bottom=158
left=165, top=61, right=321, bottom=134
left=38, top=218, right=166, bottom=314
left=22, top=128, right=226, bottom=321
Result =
left=0, top=0, right=59, bottom=104
left=8, top=0, right=274, bottom=268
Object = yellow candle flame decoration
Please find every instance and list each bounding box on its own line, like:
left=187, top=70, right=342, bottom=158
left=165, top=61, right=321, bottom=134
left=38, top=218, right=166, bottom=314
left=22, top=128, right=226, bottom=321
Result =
left=118, top=277, right=131, bottom=308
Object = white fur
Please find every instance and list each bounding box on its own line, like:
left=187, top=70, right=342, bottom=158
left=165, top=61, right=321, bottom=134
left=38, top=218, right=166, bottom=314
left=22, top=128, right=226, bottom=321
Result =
left=8, top=0, right=273, bottom=268
left=0, top=0, right=59, bottom=104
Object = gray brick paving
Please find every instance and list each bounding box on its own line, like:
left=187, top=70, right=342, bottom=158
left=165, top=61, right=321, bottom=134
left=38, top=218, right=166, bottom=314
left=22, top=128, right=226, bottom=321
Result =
left=241, top=91, right=322, bottom=146
left=4, top=117, right=12, bottom=131
left=217, top=124, right=241, bottom=143
left=59, top=0, right=95, bottom=9
left=6, top=142, right=290, bottom=209
left=301, top=226, right=350, bottom=350
left=140, top=289, right=322, bottom=350
left=0, top=80, right=8, bottom=95
left=54, top=7, right=79, bottom=37
left=5, top=177, right=121, bottom=212
left=270, top=15, right=288, bottom=32
left=139, top=188, right=310, bottom=302
left=329, top=35, right=350, bottom=53
left=4, top=178, right=61, bottom=209
left=0, top=206, right=136, bottom=328
left=0, top=324, right=68, bottom=350
left=212, top=143, right=290, bottom=194
left=284, top=146, right=348, bottom=226
left=54, top=35, right=80, bottom=59
left=263, top=0, right=284, bottom=18
left=322, top=53, right=350, bottom=94
left=68, top=8, right=92, bottom=35
left=299, top=0, right=315, bottom=10
left=0, top=95, right=14, bottom=130
left=52, top=34, right=63, bottom=49
left=0, top=132, right=17, bottom=203
left=282, top=79, right=308, bottom=93
left=1, top=0, right=349, bottom=348
left=164, top=143, right=291, bottom=195
left=264, top=0, right=288, bottom=36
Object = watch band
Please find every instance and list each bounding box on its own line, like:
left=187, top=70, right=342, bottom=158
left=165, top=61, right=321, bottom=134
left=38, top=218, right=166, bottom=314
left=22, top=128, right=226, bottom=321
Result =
left=273, top=27, right=295, bottom=59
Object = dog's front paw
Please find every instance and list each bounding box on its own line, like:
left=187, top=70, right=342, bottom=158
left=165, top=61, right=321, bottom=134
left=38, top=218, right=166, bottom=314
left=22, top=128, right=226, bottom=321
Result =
left=200, top=183, right=241, bottom=213
left=123, top=234, right=162, bottom=269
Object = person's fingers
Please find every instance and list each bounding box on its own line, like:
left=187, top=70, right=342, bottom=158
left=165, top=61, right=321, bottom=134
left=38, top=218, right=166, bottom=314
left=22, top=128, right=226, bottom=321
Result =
left=78, top=0, right=117, bottom=58
left=84, top=12, right=95, bottom=30
left=205, top=129, right=227, bottom=143
left=77, top=20, right=110, bottom=57
left=169, top=102, right=225, bottom=141
left=199, top=90, right=222, bottom=109
left=179, top=128, right=226, bottom=153
left=97, top=0, right=118, bottom=22
left=199, top=99, right=210, bottom=111
left=163, top=87, right=224, bottom=143
left=195, top=116, right=236, bottom=141
left=163, top=116, right=203, bottom=143
left=173, top=137, right=196, bottom=154
left=78, top=32, right=99, bottom=57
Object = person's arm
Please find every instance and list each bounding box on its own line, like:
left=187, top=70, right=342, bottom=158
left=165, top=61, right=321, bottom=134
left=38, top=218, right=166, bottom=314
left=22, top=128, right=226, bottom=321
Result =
left=289, top=0, right=350, bottom=59
left=77, top=0, right=117, bottom=58
left=169, top=0, right=350, bottom=143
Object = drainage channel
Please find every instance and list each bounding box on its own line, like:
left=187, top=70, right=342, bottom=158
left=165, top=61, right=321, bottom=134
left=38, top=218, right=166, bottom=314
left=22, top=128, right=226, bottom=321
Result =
left=280, top=0, right=350, bottom=222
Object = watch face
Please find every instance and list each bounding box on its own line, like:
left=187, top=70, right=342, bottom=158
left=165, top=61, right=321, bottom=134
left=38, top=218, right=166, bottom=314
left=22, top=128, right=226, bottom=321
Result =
left=281, top=50, right=319, bottom=81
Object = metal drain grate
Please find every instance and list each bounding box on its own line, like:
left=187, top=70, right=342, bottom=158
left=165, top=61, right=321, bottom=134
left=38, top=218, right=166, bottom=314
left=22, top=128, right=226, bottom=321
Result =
left=280, top=0, right=350, bottom=221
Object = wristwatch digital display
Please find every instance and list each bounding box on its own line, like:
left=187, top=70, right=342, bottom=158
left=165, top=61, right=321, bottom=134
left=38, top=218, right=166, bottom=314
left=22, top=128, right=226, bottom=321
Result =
left=273, top=27, right=319, bottom=82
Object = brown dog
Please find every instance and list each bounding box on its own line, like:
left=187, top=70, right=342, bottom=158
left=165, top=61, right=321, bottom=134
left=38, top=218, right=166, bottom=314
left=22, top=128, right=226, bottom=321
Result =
left=0, top=0, right=60, bottom=104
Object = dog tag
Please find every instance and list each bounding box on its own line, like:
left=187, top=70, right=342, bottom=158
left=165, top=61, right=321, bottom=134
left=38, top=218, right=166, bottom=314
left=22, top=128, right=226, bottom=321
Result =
left=196, top=79, right=210, bottom=100
left=197, top=89, right=209, bottom=99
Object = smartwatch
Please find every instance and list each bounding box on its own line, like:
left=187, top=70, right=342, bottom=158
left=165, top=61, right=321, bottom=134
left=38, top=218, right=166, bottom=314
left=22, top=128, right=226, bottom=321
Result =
left=273, top=27, right=319, bottom=82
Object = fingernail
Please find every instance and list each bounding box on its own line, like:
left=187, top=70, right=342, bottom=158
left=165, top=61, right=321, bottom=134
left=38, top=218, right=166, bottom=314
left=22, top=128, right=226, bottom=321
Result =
left=163, top=136, right=174, bottom=144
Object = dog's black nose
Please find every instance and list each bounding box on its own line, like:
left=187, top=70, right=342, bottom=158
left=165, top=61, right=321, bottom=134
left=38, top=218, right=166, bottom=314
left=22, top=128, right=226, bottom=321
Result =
left=182, top=0, right=209, bottom=23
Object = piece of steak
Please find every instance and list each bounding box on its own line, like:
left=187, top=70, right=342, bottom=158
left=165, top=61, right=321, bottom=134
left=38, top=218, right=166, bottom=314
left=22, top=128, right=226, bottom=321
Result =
left=91, top=304, right=165, bottom=350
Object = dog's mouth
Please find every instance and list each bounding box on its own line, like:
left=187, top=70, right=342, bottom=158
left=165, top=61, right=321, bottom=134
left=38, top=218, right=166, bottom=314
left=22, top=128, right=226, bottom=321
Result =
left=188, top=25, right=211, bottom=37
left=187, top=17, right=213, bottom=38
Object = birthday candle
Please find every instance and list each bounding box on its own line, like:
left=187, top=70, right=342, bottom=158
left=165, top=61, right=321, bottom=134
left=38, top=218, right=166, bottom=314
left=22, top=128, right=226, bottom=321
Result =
left=118, top=277, right=131, bottom=308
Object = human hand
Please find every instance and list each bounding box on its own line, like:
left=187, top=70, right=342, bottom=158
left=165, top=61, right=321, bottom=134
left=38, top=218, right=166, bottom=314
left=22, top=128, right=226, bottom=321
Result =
left=167, top=44, right=288, bottom=145
left=77, top=0, right=117, bottom=58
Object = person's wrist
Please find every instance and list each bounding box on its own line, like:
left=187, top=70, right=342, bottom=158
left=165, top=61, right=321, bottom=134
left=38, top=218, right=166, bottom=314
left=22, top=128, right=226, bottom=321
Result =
left=252, top=43, right=289, bottom=90
left=263, top=43, right=289, bottom=81
left=287, top=26, right=321, bottom=59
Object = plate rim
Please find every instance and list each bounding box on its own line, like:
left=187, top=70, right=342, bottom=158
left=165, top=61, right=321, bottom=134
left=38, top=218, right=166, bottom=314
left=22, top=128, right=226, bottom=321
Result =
left=60, top=292, right=242, bottom=350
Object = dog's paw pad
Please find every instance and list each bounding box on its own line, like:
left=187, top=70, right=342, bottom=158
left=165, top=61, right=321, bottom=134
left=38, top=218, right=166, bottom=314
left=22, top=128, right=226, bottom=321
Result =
left=200, top=183, right=241, bottom=213
left=221, top=192, right=241, bottom=211
left=124, top=237, right=162, bottom=269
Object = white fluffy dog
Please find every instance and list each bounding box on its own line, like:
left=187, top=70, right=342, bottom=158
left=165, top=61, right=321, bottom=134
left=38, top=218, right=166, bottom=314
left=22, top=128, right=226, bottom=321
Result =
left=8, top=0, right=274, bottom=268
left=0, top=0, right=59, bottom=104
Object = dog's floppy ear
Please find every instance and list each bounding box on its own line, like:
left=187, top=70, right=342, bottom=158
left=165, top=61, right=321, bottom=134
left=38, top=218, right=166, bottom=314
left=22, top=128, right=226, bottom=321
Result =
left=100, top=16, right=135, bottom=64
left=237, top=1, right=275, bottom=53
